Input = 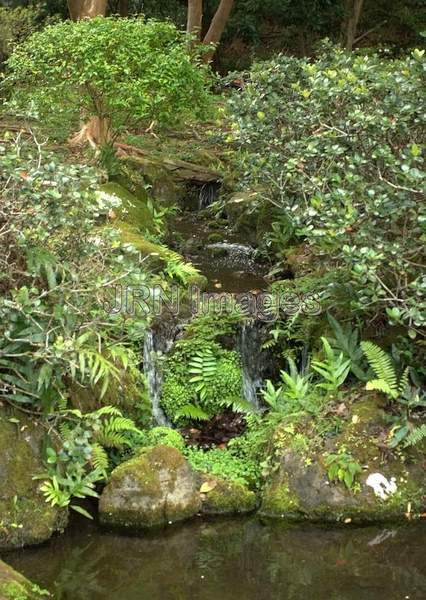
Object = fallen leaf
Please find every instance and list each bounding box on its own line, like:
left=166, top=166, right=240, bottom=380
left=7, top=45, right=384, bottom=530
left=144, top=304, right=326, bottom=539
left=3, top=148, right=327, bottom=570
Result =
left=200, top=480, right=217, bottom=494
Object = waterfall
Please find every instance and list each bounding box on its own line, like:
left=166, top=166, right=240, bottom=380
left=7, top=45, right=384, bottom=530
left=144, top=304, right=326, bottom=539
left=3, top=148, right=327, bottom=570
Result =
left=143, top=329, right=171, bottom=426
left=238, top=321, right=270, bottom=411
left=198, top=181, right=221, bottom=210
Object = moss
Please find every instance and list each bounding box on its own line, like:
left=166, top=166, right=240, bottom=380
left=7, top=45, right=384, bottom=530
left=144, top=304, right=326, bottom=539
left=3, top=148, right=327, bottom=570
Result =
left=99, top=182, right=154, bottom=232
left=260, top=478, right=301, bottom=518
left=99, top=445, right=201, bottom=528
left=0, top=409, right=67, bottom=550
left=117, top=222, right=206, bottom=287
left=0, top=560, right=49, bottom=599
left=200, top=475, right=257, bottom=515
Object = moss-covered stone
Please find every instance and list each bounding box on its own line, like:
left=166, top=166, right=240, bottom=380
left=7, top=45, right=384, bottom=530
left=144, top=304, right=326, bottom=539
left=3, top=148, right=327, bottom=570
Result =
left=199, top=474, right=257, bottom=515
left=99, top=182, right=154, bottom=232
left=0, top=408, right=67, bottom=551
left=0, top=560, right=50, bottom=599
left=260, top=397, right=426, bottom=524
left=99, top=445, right=201, bottom=528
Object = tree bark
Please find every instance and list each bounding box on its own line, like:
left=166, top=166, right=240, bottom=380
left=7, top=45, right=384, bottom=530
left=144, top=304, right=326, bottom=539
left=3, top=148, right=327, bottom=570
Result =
left=67, top=0, right=108, bottom=148
left=344, top=0, right=364, bottom=50
left=118, top=0, right=129, bottom=17
left=202, top=0, right=235, bottom=62
left=187, top=0, right=203, bottom=40
left=67, top=0, right=107, bottom=21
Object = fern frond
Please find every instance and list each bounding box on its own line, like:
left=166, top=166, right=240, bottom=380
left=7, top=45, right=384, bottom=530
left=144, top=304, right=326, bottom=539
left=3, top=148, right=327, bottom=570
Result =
left=91, top=443, right=109, bottom=473
left=365, top=379, right=394, bottom=396
left=405, top=424, right=426, bottom=447
left=361, top=341, right=398, bottom=397
left=175, top=403, right=209, bottom=421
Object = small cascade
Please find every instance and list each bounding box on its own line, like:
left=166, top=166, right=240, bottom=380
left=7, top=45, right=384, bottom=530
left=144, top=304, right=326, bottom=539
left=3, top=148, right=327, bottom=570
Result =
left=237, top=321, right=271, bottom=411
left=143, top=327, right=175, bottom=426
left=198, top=181, right=221, bottom=210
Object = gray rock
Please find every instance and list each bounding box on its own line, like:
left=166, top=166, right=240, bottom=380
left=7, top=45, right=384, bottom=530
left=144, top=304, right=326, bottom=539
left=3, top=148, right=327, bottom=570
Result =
left=99, top=445, right=202, bottom=528
left=0, top=408, right=68, bottom=550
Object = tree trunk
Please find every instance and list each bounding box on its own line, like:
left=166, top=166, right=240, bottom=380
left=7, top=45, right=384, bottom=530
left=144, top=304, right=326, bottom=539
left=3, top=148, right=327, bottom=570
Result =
left=67, top=0, right=107, bottom=21
left=118, top=0, right=129, bottom=17
left=187, top=0, right=203, bottom=40
left=69, top=116, right=111, bottom=149
left=67, top=1, right=108, bottom=148
left=344, top=0, right=364, bottom=50
left=202, top=0, right=235, bottom=62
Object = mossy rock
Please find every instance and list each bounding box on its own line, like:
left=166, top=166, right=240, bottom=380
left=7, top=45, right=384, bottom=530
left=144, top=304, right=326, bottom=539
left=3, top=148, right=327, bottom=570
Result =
left=117, top=222, right=207, bottom=288
left=0, top=408, right=68, bottom=551
left=260, top=402, right=426, bottom=524
left=99, top=182, right=155, bottom=233
left=0, top=560, right=50, bottom=599
left=99, top=445, right=201, bottom=528
left=199, top=475, right=257, bottom=516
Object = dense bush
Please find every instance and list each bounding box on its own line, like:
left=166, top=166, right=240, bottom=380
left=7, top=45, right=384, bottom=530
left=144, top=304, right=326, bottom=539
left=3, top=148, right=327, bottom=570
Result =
left=0, top=6, right=50, bottom=67
left=0, top=133, right=150, bottom=413
left=7, top=16, right=213, bottom=142
left=225, top=44, right=425, bottom=352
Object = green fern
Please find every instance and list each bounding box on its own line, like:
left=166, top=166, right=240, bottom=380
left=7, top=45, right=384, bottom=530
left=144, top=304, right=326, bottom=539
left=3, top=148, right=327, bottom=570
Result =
left=361, top=341, right=408, bottom=400
left=405, top=424, right=426, bottom=447
left=91, top=443, right=109, bottom=474
left=188, top=348, right=218, bottom=401
left=175, top=403, right=210, bottom=421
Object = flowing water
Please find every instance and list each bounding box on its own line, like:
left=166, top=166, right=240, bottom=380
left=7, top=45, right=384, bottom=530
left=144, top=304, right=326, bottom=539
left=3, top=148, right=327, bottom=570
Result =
left=3, top=516, right=426, bottom=599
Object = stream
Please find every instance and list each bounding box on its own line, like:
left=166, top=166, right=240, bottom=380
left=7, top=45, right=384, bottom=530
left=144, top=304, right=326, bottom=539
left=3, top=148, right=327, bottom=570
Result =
left=3, top=514, right=426, bottom=599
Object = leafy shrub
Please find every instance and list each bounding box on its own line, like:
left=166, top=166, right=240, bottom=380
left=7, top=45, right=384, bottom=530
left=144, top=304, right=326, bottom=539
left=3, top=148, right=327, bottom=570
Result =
left=225, top=44, right=425, bottom=348
left=0, top=6, right=48, bottom=67
left=41, top=406, right=141, bottom=518
left=0, top=133, right=150, bottom=412
left=8, top=16, right=213, bottom=142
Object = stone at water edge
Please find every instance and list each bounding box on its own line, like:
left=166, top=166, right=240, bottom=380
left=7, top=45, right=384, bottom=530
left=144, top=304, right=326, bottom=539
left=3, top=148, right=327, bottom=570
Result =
left=99, top=445, right=202, bottom=528
left=0, top=408, right=68, bottom=551
left=199, top=474, right=257, bottom=515
left=259, top=400, right=426, bottom=524
left=0, top=560, right=49, bottom=599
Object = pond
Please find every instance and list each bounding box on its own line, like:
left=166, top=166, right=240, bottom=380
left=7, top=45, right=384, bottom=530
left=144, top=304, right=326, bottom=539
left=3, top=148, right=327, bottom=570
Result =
left=3, top=516, right=426, bottom=599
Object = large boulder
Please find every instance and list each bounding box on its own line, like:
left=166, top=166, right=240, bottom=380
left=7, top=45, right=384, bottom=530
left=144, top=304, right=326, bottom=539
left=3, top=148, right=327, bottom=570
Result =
left=0, top=408, right=67, bottom=550
left=0, top=560, right=49, bottom=599
left=99, top=445, right=202, bottom=528
left=199, top=474, right=257, bottom=516
left=260, top=399, right=426, bottom=524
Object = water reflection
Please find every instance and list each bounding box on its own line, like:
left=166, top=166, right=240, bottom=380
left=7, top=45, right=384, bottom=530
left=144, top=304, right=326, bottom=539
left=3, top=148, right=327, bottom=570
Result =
left=3, top=518, right=426, bottom=600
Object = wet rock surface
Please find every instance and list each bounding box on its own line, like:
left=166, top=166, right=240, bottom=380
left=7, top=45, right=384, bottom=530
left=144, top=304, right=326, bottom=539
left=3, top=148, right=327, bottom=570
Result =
left=0, top=408, right=67, bottom=551
left=99, top=445, right=202, bottom=528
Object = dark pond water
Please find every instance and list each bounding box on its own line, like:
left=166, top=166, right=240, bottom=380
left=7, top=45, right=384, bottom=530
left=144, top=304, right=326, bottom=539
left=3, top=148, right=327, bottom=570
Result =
left=3, top=517, right=426, bottom=600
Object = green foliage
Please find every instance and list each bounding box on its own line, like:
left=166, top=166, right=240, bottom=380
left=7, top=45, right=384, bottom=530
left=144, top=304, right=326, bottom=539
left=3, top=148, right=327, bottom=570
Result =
left=324, top=449, right=362, bottom=491
left=0, top=6, right=50, bottom=67
left=160, top=315, right=247, bottom=425
left=185, top=443, right=261, bottom=489
left=261, top=358, right=316, bottom=415
left=40, top=406, right=140, bottom=518
left=312, top=337, right=351, bottom=394
left=405, top=424, right=426, bottom=447
left=161, top=341, right=245, bottom=425
left=0, top=134, right=151, bottom=412
left=226, top=45, right=426, bottom=350
left=361, top=341, right=409, bottom=400
left=136, top=426, right=186, bottom=452
left=8, top=17, right=213, bottom=141
left=326, top=313, right=367, bottom=380
left=188, top=347, right=218, bottom=401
